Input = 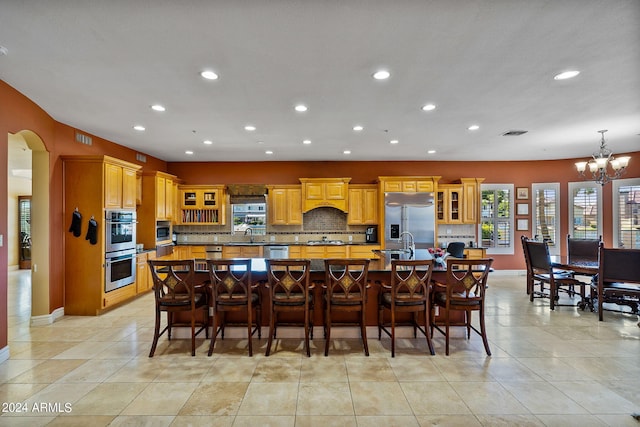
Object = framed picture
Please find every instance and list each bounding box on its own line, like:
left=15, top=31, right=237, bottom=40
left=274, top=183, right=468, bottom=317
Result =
left=517, top=203, right=529, bottom=215
left=517, top=218, right=529, bottom=231
left=516, top=187, right=529, bottom=200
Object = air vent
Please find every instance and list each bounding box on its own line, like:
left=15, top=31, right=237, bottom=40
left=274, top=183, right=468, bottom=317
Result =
left=502, top=130, right=528, bottom=136
left=75, top=132, right=92, bottom=145
left=136, top=153, right=147, bottom=163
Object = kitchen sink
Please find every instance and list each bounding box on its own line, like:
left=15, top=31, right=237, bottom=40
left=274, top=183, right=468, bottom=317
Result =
left=307, top=240, right=345, bottom=245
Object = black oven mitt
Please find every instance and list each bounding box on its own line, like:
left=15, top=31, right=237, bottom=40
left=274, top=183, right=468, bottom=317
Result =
left=68, top=210, right=82, bottom=237
left=86, top=217, right=98, bottom=245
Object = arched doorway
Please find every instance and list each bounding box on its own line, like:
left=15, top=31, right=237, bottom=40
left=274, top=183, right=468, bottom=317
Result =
left=9, top=131, right=51, bottom=321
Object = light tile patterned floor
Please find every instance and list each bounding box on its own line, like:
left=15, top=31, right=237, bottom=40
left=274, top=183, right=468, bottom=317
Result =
left=1, top=270, right=639, bottom=426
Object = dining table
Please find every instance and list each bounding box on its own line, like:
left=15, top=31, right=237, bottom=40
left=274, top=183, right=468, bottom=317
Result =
left=549, top=255, right=599, bottom=310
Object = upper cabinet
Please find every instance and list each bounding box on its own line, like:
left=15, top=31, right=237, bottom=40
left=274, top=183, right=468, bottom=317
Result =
left=137, top=171, right=178, bottom=248
left=177, top=185, right=226, bottom=225
left=300, top=178, right=351, bottom=212
left=437, top=178, right=484, bottom=224
left=267, top=185, right=302, bottom=225
left=348, top=184, right=378, bottom=225
left=104, top=160, right=139, bottom=209
left=378, top=176, right=440, bottom=193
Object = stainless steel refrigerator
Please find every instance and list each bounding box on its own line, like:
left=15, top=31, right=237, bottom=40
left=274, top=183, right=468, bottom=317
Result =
left=384, top=192, right=436, bottom=251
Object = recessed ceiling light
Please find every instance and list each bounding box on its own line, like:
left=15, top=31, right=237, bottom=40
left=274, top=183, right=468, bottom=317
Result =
left=372, top=70, right=390, bottom=80
left=294, top=104, right=308, bottom=112
left=303, top=139, right=312, bottom=145
left=151, top=104, right=166, bottom=112
left=200, top=70, right=219, bottom=80
left=265, top=150, right=273, bottom=155
left=468, top=125, right=480, bottom=131
left=244, top=125, right=256, bottom=131
left=421, top=103, right=436, bottom=111
left=554, top=70, right=580, bottom=80
left=390, top=139, right=399, bottom=144
left=185, top=150, right=194, bottom=155
left=353, top=125, right=363, bottom=131
left=203, top=140, right=213, bottom=145
left=133, top=125, right=145, bottom=131
left=257, top=141, right=264, bottom=144
left=427, top=150, right=436, bottom=154
left=343, top=150, right=351, bottom=155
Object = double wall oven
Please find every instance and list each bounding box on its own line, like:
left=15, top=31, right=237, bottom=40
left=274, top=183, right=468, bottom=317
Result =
left=105, top=209, right=137, bottom=293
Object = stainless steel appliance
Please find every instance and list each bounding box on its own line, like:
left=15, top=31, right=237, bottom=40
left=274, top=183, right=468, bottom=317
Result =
left=264, top=245, right=289, bottom=259
left=105, top=210, right=136, bottom=253
left=156, top=220, right=172, bottom=245
left=384, top=192, right=435, bottom=252
left=205, top=245, right=223, bottom=259
left=365, top=226, right=378, bottom=243
left=105, top=248, right=136, bottom=292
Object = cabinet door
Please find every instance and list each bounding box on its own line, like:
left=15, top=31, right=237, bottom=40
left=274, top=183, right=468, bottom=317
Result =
left=287, top=188, right=303, bottom=224
left=402, top=181, right=417, bottom=192
left=104, top=163, right=123, bottom=208
left=416, top=181, right=434, bottom=192
left=156, top=176, right=167, bottom=219
left=304, top=246, right=325, bottom=259
left=136, top=252, right=149, bottom=294
left=383, top=181, right=403, bottom=192
left=462, top=180, right=478, bottom=224
left=362, top=188, right=378, bottom=224
left=122, top=168, right=137, bottom=209
left=164, top=178, right=174, bottom=219
left=222, top=246, right=242, bottom=258
left=305, top=182, right=324, bottom=200
left=348, top=189, right=364, bottom=224
left=448, top=188, right=462, bottom=223
left=325, top=246, right=347, bottom=258
left=269, top=188, right=288, bottom=225
left=325, top=182, right=346, bottom=200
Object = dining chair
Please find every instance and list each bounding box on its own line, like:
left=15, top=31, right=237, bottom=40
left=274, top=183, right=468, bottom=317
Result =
left=567, top=234, right=601, bottom=309
left=264, top=259, right=314, bottom=356
left=446, top=241, right=466, bottom=258
left=597, top=245, right=640, bottom=321
left=323, top=259, right=371, bottom=356
left=147, top=259, right=209, bottom=357
left=206, top=258, right=261, bottom=356
left=431, top=258, right=493, bottom=356
left=522, top=236, right=588, bottom=310
left=378, top=259, right=435, bottom=357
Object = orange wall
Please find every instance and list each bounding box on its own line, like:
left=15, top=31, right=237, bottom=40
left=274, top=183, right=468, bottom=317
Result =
left=1, top=78, right=640, bottom=352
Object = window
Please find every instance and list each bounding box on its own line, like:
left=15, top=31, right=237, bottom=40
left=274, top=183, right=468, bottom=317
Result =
left=232, top=201, right=266, bottom=235
left=532, top=183, right=560, bottom=255
left=568, top=182, right=602, bottom=240
left=612, top=178, right=640, bottom=248
left=480, top=184, right=514, bottom=254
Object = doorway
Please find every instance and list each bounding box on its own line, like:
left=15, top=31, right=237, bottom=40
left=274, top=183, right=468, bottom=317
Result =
left=18, top=196, right=31, bottom=270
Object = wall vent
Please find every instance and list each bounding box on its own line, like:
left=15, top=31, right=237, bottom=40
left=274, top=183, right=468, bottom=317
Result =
left=502, top=130, right=528, bottom=136
left=136, top=153, right=147, bottom=163
left=75, top=132, right=92, bottom=145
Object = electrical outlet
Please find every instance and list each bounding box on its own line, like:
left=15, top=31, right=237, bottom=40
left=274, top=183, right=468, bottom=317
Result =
left=270, top=235, right=276, bottom=242
left=348, top=235, right=353, bottom=241
left=294, top=235, right=299, bottom=242
left=213, top=235, right=218, bottom=242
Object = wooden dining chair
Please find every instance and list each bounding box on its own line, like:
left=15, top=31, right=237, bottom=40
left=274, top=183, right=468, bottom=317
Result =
left=567, top=234, right=601, bottom=309
left=431, top=258, right=493, bottom=356
left=264, top=259, right=314, bottom=356
left=378, top=259, right=435, bottom=357
left=522, top=236, right=588, bottom=310
left=147, top=259, right=209, bottom=357
left=206, top=258, right=261, bottom=356
left=597, top=245, right=640, bottom=321
left=323, top=259, right=371, bottom=356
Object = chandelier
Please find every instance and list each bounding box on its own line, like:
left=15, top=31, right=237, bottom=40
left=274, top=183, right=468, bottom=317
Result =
left=575, top=130, right=631, bottom=186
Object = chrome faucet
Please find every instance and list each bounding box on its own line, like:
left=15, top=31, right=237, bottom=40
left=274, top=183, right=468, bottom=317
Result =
left=244, top=227, right=254, bottom=243
left=398, top=231, right=415, bottom=257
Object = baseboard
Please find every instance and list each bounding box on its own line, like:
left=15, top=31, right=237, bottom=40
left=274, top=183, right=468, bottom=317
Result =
left=30, top=307, right=64, bottom=326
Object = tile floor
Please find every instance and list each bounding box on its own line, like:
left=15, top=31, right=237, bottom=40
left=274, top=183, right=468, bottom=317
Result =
left=1, top=270, right=639, bottom=426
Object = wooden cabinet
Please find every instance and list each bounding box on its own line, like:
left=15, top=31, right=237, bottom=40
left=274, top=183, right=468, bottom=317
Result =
left=178, top=185, right=225, bottom=225
left=62, top=155, right=142, bottom=315
left=299, top=245, right=348, bottom=259
left=437, top=185, right=463, bottom=224
left=138, top=171, right=178, bottom=249
left=135, top=251, right=154, bottom=294
left=348, top=185, right=378, bottom=225
left=348, top=245, right=381, bottom=259
left=379, top=176, right=439, bottom=193
left=267, top=185, right=302, bottom=225
left=104, top=160, right=138, bottom=209
left=288, top=245, right=303, bottom=258
left=172, top=245, right=206, bottom=260
left=461, top=178, right=483, bottom=224
left=222, top=245, right=263, bottom=258
left=300, top=178, right=350, bottom=212
left=463, top=247, right=487, bottom=259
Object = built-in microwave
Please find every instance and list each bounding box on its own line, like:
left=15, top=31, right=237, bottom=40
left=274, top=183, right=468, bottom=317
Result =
left=156, top=220, right=172, bottom=245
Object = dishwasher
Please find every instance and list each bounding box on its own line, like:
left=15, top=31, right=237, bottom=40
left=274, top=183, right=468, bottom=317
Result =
left=264, top=245, right=289, bottom=259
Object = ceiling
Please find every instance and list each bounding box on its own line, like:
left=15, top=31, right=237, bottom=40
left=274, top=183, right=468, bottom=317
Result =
left=1, top=0, right=639, bottom=163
